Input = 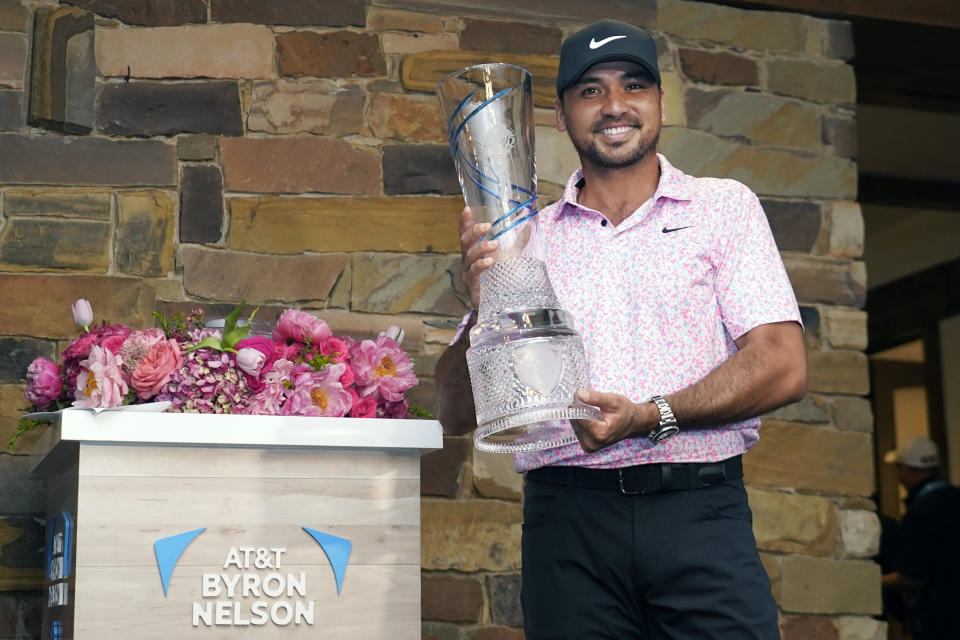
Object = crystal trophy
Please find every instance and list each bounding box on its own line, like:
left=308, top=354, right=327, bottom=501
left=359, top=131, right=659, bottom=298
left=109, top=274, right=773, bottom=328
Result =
left=436, top=63, right=601, bottom=453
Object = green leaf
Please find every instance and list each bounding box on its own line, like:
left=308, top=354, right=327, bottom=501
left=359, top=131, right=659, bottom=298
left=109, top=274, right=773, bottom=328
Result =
left=222, top=301, right=259, bottom=350
left=6, top=418, right=47, bottom=451
left=153, top=311, right=170, bottom=335
left=409, top=407, right=436, bottom=420
left=183, top=336, right=224, bottom=353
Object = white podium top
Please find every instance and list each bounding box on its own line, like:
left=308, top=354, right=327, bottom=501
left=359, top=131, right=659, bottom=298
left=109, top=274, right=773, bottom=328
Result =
left=35, top=405, right=443, bottom=454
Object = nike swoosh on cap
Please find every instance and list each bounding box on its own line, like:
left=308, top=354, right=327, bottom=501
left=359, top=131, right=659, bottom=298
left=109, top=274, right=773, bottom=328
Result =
left=589, top=35, right=627, bottom=49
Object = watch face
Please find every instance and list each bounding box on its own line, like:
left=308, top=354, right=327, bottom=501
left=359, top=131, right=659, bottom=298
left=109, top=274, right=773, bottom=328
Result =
left=649, top=425, right=680, bottom=443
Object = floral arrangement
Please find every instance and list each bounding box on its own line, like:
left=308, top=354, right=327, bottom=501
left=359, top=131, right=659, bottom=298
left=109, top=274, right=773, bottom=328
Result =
left=13, top=299, right=423, bottom=447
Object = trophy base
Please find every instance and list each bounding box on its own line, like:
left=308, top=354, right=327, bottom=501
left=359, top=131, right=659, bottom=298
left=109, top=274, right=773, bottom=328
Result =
left=474, top=404, right=602, bottom=453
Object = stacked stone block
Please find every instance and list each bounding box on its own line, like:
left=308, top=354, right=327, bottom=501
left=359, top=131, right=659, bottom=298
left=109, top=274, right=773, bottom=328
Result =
left=0, top=0, right=877, bottom=638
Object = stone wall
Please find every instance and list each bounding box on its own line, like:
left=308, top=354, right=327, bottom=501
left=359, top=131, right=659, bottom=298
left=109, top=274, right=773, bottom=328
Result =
left=0, top=1, right=879, bottom=638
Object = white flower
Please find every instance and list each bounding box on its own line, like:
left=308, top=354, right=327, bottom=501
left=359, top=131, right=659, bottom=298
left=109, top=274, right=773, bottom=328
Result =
left=236, top=347, right=267, bottom=376
left=71, top=298, right=93, bottom=330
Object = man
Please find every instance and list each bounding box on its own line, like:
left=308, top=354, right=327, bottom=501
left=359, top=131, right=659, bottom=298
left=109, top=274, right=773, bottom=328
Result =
left=882, top=437, right=960, bottom=639
left=436, top=19, right=807, bottom=639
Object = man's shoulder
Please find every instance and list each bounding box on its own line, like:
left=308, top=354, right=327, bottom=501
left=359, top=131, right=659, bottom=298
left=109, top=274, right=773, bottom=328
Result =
left=683, top=173, right=756, bottom=204
left=909, top=484, right=960, bottom=518
left=659, top=153, right=757, bottom=203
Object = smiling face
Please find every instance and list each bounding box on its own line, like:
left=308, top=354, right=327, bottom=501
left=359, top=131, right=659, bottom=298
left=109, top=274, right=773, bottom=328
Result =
left=555, top=60, right=665, bottom=170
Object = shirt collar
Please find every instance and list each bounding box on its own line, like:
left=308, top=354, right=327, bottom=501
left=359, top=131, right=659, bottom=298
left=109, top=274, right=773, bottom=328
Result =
left=551, top=153, right=693, bottom=220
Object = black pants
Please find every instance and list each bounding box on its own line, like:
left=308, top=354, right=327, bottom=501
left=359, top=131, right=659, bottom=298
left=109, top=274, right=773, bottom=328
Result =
left=521, top=465, right=780, bottom=639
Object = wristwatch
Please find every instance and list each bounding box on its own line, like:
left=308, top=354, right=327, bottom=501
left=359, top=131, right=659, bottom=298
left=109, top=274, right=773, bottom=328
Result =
left=647, top=395, right=680, bottom=444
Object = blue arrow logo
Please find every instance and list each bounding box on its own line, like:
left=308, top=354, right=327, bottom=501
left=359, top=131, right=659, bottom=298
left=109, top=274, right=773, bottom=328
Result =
left=154, top=528, right=206, bottom=596
left=302, top=527, right=351, bottom=594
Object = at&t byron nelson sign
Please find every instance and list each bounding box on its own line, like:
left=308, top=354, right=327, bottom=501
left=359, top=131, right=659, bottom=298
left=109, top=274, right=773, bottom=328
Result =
left=153, top=526, right=351, bottom=628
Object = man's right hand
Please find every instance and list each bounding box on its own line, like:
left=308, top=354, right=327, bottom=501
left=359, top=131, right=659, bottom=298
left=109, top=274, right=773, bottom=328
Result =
left=460, top=207, right=498, bottom=309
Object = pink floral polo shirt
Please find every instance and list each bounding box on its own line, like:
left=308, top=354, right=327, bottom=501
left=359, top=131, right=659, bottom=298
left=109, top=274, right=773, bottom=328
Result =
left=459, top=154, right=801, bottom=471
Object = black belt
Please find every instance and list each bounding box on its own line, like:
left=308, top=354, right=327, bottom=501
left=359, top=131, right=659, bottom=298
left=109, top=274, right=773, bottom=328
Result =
left=526, top=456, right=742, bottom=496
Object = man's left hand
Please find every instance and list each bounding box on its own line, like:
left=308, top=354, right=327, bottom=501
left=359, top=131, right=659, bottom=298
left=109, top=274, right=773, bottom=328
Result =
left=571, top=390, right=653, bottom=453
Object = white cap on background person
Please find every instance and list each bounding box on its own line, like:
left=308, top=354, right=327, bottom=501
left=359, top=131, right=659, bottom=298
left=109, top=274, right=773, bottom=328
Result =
left=883, top=436, right=940, bottom=469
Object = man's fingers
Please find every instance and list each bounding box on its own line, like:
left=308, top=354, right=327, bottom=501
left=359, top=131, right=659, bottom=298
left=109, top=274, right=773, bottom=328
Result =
left=576, top=389, right=618, bottom=409
left=465, top=238, right=498, bottom=265
left=460, top=223, right=492, bottom=260
left=465, top=256, right=495, bottom=280
left=458, top=207, right=475, bottom=236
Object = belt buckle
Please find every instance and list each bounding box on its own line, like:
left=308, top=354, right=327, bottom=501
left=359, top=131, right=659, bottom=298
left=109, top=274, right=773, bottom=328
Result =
left=617, top=468, right=646, bottom=495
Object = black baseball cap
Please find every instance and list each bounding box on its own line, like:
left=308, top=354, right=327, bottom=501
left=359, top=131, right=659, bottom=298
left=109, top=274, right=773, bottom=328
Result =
left=556, top=20, right=661, bottom=97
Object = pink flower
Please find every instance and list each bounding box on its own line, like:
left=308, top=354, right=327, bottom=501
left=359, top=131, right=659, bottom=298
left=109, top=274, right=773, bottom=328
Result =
left=61, top=331, right=97, bottom=364
left=74, top=345, right=128, bottom=408
left=61, top=324, right=131, bottom=392
left=320, top=337, right=350, bottom=363
left=131, top=339, right=182, bottom=400
left=245, top=358, right=293, bottom=415
left=120, top=328, right=166, bottom=371
left=272, top=309, right=331, bottom=345
left=235, top=336, right=278, bottom=391
left=339, top=363, right=356, bottom=388
left=157, top=347, right=249, bottom=414
left=273, top=341, right=301, bottom=361
left=235, top=336, right=276, bottom=373
left=378, top=399, right=411, bottom=420
left=71, top=298, right=93, bottom=329
left=24, top=357, right=62, bottom=409
left=101, top=334, right=127, bottom=354
left=349, top=394, right=377, bottom=418
left=351, top=335, right=418, bottom=403
left=282, top=362, right=353, bottom=417
left=236, top=347, right=267, bottom=377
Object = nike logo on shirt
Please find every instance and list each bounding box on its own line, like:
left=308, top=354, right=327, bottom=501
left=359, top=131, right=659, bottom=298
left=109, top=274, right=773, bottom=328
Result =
left=662, top=226, right=693, bottom=233
left=589, top=35, right=627, bottom=49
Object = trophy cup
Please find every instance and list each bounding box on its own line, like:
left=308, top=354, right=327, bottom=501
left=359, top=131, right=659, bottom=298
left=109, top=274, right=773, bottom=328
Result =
left=436, top=63, right=601, bottom=453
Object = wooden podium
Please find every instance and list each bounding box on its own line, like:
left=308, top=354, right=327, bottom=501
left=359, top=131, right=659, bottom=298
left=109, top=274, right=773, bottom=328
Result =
left=32, top=407, right=442, bottom=639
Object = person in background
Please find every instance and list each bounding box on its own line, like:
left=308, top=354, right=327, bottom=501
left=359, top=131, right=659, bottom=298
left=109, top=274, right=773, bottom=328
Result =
left=882, top=436, right=960, bottom=640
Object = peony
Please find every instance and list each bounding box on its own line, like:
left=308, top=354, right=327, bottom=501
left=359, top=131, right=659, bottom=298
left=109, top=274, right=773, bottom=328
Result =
left=131, top=339, right=182, bottom=400
left=245, top=358, right=293, bottom=415
left=24, top=357, right=62, bottom=409
left=351, top=335, right=418, bottom=402
left=339, top=363, right=356, bottom=388
left=74, top=345, right=128, bottom=408
left=319, top=337, right=350, bottom=363
left=282, top=362, right=353, bottom=417
left=272, top=309, right=331, bottom=345
left=62, top=324, right=130, bottom=393
left=378, top=399, right=411, bottom=420
left=71, top=298, right=93, bottom=330
left=349, top=394, right=377, bottom=418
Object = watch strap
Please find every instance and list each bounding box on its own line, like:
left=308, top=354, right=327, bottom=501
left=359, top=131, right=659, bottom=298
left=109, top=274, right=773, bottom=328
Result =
left=647, top=395, right=680, bottom=443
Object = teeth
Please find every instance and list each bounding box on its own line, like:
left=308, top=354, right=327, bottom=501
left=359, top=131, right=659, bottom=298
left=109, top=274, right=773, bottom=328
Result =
left=600, top=126, right=633, bottom=135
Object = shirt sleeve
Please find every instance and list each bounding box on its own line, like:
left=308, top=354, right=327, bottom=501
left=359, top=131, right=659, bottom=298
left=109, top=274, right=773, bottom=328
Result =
left=450, top=311, right=473, bottom=346
left=714, top=185, right=802, bottom=340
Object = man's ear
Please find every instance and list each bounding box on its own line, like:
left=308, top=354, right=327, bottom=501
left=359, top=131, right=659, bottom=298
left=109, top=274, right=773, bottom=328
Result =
left=659, top=88, right=666, bottom=125
left=555, top=98, right=567, bottom=132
